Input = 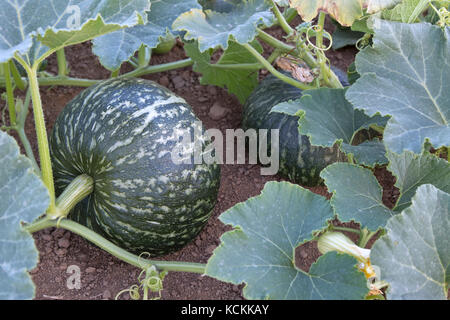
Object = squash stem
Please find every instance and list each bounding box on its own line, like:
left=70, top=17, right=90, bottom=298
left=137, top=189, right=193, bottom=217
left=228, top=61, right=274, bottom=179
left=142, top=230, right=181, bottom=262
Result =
left=3, top=62, right=16, bottom=126
left=316, top=11, right=329, bottom=85
left=56, top=49, right=68, bottom=76
left=15, top=53, right=56, bottom=214
left=270, top=0, right=294, bottom=35
left=25, top=217, right=207, bottom=274
left=243, top=43, right=314, bottom=91
left=9, top=60, right=27, bottom=90
left=50, top=174, right=95, bottom=219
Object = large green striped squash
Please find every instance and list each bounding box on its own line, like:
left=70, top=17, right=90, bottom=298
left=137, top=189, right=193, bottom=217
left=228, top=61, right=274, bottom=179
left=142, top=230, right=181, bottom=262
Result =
left=50, top=78, right=221, bottom=256
left=242, top=68, right=348, bottom=186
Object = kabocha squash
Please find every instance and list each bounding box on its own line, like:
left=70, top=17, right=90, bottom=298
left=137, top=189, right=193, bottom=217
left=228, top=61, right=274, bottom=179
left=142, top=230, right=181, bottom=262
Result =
left=242, top=68, right=348, bottom=186
left=50, top=78, right=221, bottom=256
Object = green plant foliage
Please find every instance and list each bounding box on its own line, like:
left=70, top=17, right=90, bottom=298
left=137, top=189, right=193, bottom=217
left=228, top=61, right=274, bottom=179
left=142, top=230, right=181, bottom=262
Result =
left=206, top=181, right=368, bottom=299
left=289, top=0, right=401, bottom=26
left=382, top=0, right=428, bottom=23
left=321, top=163, right=394, bottom=230
left=0, top=0, right=150, bottom=63
left=340, top=139, right=387, bottom=166
left=387, top=151, right=450, bottom=212
left=184, top=40, right=262, bottom=103
left=272, top=88, right=388, bottom=167
left=331, top=22, right=365, bottom=49
left=371, top=184, right=449, bottom=300
left=321, top=150, right=450, bottom=230
left=172, top=0, right=275, bottom=51
left=92, top=0, right=200, bottom=71
left=346, top=20, right=450, bottom=154
left=0, top=131, right=50, bottom=299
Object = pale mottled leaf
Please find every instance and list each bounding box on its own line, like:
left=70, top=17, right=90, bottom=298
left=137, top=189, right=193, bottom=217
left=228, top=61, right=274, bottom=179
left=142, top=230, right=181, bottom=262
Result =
left=371, top=184, right=449, bottom=300
left=0, top=131, right=50, bottom=299
left=173, top=0, right=275, bottom=51
left=272, top=88, right=388, bottom=166
left=289, top=0, right=400, bottom=26
left=206, top=181, right=368, bottom=299
left=387, top=151, right=450, bottom=212
left=321, top=163, right=393, bottom=230
left=0, top=0, right=149, bottom=63
left=93, top=0, right=200, bottom=71
left=340, top=139, right=387, bottom=166
left=346, top=21, right=450, bottom=154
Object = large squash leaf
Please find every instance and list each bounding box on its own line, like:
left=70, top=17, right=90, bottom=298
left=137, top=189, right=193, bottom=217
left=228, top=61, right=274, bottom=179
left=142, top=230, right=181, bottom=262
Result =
left=321, top=163, right=394, bottom=230
left=382, top=0, right=429, bottom=23
left=0, top=0, right=150, bottom=63
left=184, top=40, right=262, bottom=103
left=371, top=184, right=449, bottom=300
left=172, top=0, right=274, bottom=51
left=206, top=181, right=368, bottom=299
left=92, top=0, right=201, bottom=71
left=289, top=0, right=401, bottom=26
left=346, top=20, right=450, bottom=154
left=387, top=151, right=450, bottom=212
left=321, top=151, right=450, bottom=231
left=0, top=131, right=50, bottom=299
left=272, top=88, right=389, bottom=166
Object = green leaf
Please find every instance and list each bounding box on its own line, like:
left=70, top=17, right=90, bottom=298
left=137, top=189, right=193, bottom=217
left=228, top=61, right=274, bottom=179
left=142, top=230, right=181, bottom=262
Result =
left=172, top=0, right=274, bottom=51
left=0, top=0, right=150, bottom=64
left=382, top=0, right=428, bottom=23
left=0, top=131, right=50, bottom=299
left=199, top=0, right=241, bottom=12
left=92, top=0, right=200, bottom=71
left=272, top=88, right=388, bottom=166
left=387, top=151, right=450, bottom=212
left=289, top=0, right=401, bottom=26
left=332, top=26, right=365, bottom=49
left=340, top=139, right=387, bottom=166
left=351, top=16, right=373, bottom=34
left=321, top=163, right=394, bottom=230
left=206, top=181, right=368, bottom=299
left=346, top=21, right=450, bottom=154
left=371, top=184, right=449, bottom=300
left=184, top=40, right=262, bottom=103
left=347, top=61, right=360, bottom=85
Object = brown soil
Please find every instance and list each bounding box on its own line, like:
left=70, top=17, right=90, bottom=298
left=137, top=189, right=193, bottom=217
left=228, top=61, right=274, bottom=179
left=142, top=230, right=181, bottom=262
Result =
left=1, top=19, right=399, bottom=300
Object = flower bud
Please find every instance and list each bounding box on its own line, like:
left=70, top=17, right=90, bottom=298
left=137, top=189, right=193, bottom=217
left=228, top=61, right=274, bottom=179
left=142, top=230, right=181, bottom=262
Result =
left=318, top=232, right=375, bottom=279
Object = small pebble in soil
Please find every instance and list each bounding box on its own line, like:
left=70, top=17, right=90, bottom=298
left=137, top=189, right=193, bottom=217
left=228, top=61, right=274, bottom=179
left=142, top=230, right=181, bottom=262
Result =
left=158, top=75, right=169, bottom=87
left=172, top=75, right=185, bottom=89
left=55, top=248, right=67, bottom=256
left=103, top=290, right=112, bottom=300
left=41, top=234, right=52, bottom=241
left=85, top=267, right=96, bottom=273
left=206, top=245, right=216, bottom=255
left=58, top=238, right=70, bottom=248
left=207, top=86, right=217, bottom=95
left=209, top=102, right=230, bottom=121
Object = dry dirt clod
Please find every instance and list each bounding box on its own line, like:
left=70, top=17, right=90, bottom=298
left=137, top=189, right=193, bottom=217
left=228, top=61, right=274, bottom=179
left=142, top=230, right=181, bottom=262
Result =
left=158, top=75, right=170, bottom=87
left=58, top=238, right=70, bottom=248
left=102, top=289, right=112, bottom=300
left=85, top=267, right=96, bottom=273
left=172, top=75, right=185, bottom=89
left=208, top=102, right=230, bottom=121
left=41, top=234, right=52, bottom=241
left=55, top=248, right=67, bottom=256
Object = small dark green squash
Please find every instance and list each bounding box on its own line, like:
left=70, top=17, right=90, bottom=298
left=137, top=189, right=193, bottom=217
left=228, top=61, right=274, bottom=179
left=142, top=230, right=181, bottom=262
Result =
left=50, top=78, right=221, bottom=256
left=242, top=68, right=348, bottom=186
